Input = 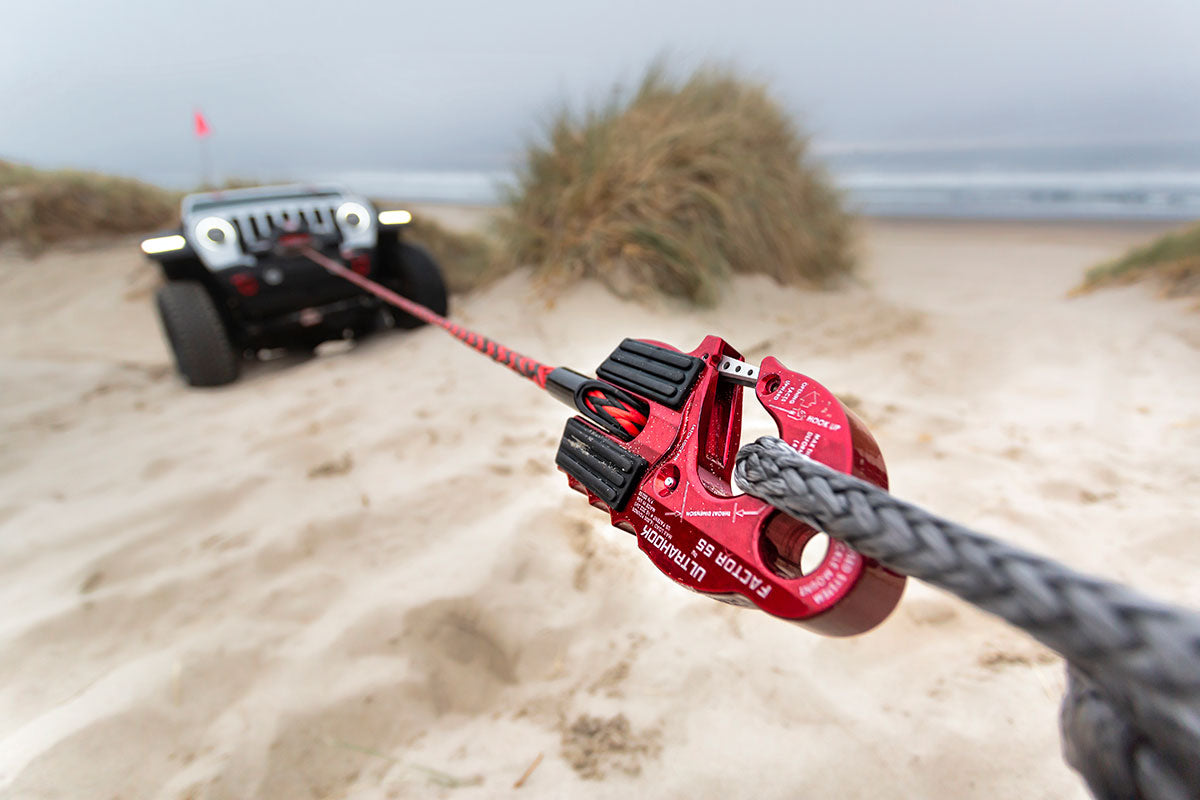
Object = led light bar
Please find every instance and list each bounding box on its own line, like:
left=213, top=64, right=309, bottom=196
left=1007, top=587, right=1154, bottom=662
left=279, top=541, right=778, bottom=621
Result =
left=140, top=234, right=187, bottom=255
left=378, top=209, right=413, bottom=225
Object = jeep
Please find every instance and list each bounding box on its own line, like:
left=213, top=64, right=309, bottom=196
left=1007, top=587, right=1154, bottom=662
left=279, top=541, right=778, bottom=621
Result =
left=140, top=184, right=447, bottom=386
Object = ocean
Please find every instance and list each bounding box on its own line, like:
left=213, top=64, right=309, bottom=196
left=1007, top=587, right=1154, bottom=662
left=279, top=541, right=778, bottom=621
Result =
left=256, top=140, right=1200, bottom=222
left=819, top=140, right=1200, bottom=221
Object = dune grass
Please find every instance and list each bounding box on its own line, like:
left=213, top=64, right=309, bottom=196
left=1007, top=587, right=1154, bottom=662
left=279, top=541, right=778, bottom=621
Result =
left=1077, top=221, right=1200, bottom=302
left=0, top=160, right=180, bottom=252
left=498, top=65, right=853, bottom=304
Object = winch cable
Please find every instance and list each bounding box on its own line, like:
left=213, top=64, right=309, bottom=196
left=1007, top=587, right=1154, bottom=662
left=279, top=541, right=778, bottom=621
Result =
left=298, top=245, right=648, bottom=438
left=300, top=246, right=554, bottom=388
left=303, top=244, right=1198, bottom=800
left=735, top=436, right=1200, bottom=800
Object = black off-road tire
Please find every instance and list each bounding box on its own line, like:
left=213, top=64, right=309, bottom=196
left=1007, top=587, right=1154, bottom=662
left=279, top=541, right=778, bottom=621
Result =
left=155, top=281, right=240, bottom=387
left=387, top=242, right=449, bottom=329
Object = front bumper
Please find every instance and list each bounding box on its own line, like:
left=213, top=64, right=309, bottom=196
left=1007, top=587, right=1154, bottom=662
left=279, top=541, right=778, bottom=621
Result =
left=239, top=294, right=379, bottom=348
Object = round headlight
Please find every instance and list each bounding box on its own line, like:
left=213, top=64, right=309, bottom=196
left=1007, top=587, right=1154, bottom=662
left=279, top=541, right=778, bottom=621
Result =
left=336, top=202, right=371, bottom=232
left=194, top=217, right=237, bottom=251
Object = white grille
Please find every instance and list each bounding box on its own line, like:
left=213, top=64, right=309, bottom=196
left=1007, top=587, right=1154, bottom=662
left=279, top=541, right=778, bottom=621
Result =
left=228, top=200, right=341, bottom=248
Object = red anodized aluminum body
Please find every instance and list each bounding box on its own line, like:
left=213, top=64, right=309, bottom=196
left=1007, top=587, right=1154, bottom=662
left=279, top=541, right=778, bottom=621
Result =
left=295, top=244, right=902, bottom=635
left=563, top=335, right=906, bottom=636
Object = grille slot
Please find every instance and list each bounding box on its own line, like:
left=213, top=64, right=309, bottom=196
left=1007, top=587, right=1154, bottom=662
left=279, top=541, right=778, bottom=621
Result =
left=224, top=199, right=344, bottom=250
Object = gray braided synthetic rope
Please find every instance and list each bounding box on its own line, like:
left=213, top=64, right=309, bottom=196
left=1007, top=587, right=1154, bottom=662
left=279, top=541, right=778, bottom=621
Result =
left=734, top=436, right=1200, bottom=800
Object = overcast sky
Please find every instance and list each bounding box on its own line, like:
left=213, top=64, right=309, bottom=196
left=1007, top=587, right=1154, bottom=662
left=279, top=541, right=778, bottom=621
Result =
left=3, top=0, right=1199, bottom=184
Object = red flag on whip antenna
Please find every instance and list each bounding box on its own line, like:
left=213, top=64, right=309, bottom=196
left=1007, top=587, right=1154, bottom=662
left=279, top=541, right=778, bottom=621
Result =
left=194, top=109, right=214, bottom=187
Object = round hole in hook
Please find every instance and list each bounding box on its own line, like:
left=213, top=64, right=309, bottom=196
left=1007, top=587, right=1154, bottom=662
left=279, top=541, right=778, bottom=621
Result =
left=758, top=511, right=832, bottom=580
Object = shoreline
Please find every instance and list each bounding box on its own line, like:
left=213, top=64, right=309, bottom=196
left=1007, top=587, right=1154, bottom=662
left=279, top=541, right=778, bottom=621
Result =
left=402, top=200, right=1192, bottom=235
left=856, top=215, right=1186, bottom=230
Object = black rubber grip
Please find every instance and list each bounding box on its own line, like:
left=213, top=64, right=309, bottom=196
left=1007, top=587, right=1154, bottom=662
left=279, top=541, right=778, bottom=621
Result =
left=555, top=417, right=648, bottom=511
left=596, top=339, right=703, bottom=409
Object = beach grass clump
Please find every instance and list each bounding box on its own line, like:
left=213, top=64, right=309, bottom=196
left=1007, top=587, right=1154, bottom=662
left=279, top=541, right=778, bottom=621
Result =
left=0, top=160, right=180, bottom=252
left=499, top=65, right=853, bottom=304
left=1078, top=222, right=1200, bottom=302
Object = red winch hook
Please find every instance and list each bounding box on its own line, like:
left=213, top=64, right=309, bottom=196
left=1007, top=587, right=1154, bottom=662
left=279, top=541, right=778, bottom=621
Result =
left=299, top=244, right=905, bottom=635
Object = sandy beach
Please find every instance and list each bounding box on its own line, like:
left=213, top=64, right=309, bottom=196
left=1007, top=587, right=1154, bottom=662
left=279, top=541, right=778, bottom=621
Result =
left=1, top=214, right=1198, bottom=800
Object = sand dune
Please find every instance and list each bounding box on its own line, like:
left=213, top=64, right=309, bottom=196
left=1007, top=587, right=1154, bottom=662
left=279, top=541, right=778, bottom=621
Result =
left=1, top=217, right=1197, bottom=799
